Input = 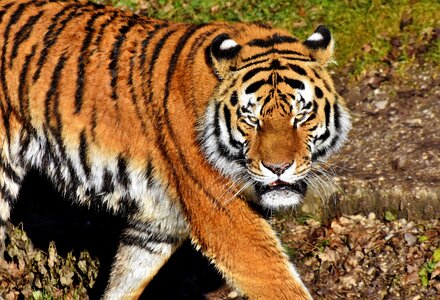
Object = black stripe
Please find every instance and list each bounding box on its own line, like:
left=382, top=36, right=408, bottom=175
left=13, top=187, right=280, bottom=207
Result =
left=117, top=196, right=140, bottom=217
left=187, top=28, right=218, bottom=116
left=0, top=2, right=30, bottom=143
left=0, top=2, right=14, bottom=10
left=223, top=105, right=242, bottom=150
left=315, top=86, right=323, bottom=99
left=232, top=58, right=270, bottom=71
left=139, top=23, right=169, bottom=107
left=75, top=11, right=105, bottom=113
left=102, top=168, right=113, bottom=193
left=45, top=53, right=67, bottom=124
left=79, top=130, right=90, bottom=178
left=328, top=102, right=342, bottom=149
left=144, top=158, right=153, bottom=182
left=242, top=64, right=288, bottom=83
left=120, top=230, right=179, bottom=253
left=281, top=56, right=314, bottom=62
left=33, top=3, right=87, bottom=82
left=312, top=69, right=321, bottom=79
left=18, top=127, right=32, bottom=157
left=0, top=3, right=14, bottom=24
left=109, top=16, right=138, bottom=100
left=316, top=100, right=331, bottom=142
left=212, top=103, right=238, bottom=158
left=242, top=67, right=269, bottom=82
left=126, top=222, right=181, bottom=244
left=230, top=91, right=238, bottom=106
left=312, top=148, right=327, bottom=161
left=0, top=160, right=22, bottom=183
left=145, top=29, right=177, bottom=104
left=94, top=10, right=119, bottom=47
left=247, top=34, right=298, bottom=48
left=242, top=49, right=308, bottom=63
left=304, top=113, right=317, bottom=124
left=213, top=101, right=221, bottom=138
left=278, top=93, right=291, bottom=108
left=120, top=234, right=161, bottom=253
left=139, top=24, right=167, bottom=69
left=117, top=156, right=129, bottom=188
left=245, top=79, right=266, bottom=94
left=44, top=53, right=68, bottom=174
left=323, top=79, right=332, bottom=93
left=289, top=64, right=307, bottom=76
left=283, top=78, right=305, bottom=90
left=9, top=11, right=44, bottom=68
left=128, top=41, right=148, bottom=132
left=18, top=44, right=37, bottom=122
left=333, top=99, right=341, bottom=132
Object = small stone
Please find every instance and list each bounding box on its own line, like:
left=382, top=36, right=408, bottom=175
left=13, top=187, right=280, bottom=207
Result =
left=368, top=212, right=376, bottom=220
left=374, top=100, right=388, bottom=110
left=404, top=232, right=417, bottom=246
left=339, top=216, right=352, bottom=225
left=391, top=156, right=407, bottom=171
left=403, top=118, right=423, bottom=127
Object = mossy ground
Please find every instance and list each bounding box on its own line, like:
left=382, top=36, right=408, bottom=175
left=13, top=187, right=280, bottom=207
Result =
left=96, top=0, right=440, bottom=76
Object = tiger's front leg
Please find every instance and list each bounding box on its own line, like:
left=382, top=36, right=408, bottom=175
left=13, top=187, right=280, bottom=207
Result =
left=103, top=220, right=187, bottom=300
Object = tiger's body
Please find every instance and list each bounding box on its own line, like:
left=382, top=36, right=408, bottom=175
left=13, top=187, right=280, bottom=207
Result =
left=0, top=0, right=350, bottom=299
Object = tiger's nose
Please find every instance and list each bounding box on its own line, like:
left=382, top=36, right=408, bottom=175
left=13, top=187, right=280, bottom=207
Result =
left=262, top=162, right=292, bottom=176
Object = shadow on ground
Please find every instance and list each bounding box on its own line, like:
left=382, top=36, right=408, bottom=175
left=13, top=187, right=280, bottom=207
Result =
left=10, top=171, right=223, bottom=300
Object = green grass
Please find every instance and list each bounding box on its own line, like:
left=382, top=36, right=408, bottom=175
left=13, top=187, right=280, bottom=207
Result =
left=96, top=0, right=440, bottom=75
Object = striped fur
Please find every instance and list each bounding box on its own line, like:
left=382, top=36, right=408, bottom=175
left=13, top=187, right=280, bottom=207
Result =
left=0, top=0, right=350, bottom=299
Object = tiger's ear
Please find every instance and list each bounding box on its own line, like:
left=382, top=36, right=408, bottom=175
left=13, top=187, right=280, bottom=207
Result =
left=303, top=25, right=334, bottom=66
left=208, top=33, right=241, bottom=79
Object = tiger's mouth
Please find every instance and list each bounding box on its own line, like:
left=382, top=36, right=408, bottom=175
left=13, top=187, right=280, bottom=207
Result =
left=256, top=179, right=308, bottom=196
left=255, top=179, right=308, bottom=208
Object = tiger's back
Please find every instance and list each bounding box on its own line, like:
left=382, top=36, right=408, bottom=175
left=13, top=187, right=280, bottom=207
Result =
left=0, top=0, right=350, bottom=299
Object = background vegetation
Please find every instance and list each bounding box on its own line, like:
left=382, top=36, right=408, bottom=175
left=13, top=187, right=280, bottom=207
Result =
left=96, top=0, right=440, bottom=75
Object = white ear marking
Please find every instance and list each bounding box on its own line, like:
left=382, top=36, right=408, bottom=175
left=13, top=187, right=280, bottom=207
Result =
left=307, top=32, right=324, bottom=41
left=219, top=39, right=238, bottom=50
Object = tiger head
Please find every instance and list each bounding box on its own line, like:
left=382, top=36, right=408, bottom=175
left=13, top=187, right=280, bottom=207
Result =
left=199, top=25, right=351, bottom=209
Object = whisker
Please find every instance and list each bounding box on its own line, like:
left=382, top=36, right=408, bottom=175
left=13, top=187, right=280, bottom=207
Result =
left=223, top=179, right=254, bottom=207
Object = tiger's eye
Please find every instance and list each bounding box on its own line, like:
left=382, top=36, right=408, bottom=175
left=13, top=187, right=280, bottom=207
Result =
left=295, top=114, right=304, bottom=121
left=248, top=116, right=259, bottom=125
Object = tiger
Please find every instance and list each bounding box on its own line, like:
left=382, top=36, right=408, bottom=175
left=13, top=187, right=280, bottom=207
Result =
left=0, top=0, right=351, bottom=299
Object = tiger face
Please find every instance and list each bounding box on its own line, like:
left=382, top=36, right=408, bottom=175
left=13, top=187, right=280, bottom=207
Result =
left=200, top=26, right=351, bottom=209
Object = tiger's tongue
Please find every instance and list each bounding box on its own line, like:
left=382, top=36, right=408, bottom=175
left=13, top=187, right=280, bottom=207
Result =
left=268, top=180, right=288, bottom=187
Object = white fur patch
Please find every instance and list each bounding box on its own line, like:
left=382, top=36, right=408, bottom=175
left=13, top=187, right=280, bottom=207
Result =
left=260, top=189, right=303, bottom=208
left=104, top=243, right=179, bottom=299
left=220, top=39, right=238, bottom=50
left=0, top=201, right=10, bottom=220
left=307, top=32, right=324, bottom=41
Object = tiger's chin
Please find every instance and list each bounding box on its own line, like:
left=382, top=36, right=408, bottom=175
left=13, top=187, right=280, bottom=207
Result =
left=255, top=180, right=308, bottom=209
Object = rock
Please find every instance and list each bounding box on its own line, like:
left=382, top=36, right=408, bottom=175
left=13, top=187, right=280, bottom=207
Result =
left=368, top=212, right=376, bottom=220
left=391, top=156, right=407, bottom=170
left=375, top=100, right=388, bottom=110
left=403, top=118, right=423, bottom=127
left=404, top=232, right=417, bottom=246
